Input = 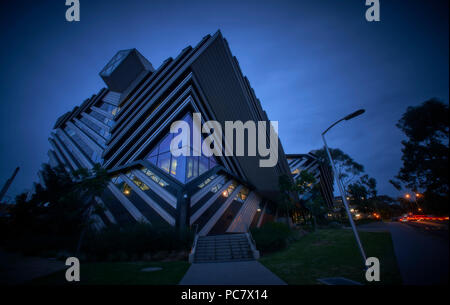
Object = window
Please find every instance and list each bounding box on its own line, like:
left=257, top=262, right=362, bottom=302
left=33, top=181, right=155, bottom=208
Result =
left=198, top=174, right=217, bottom=188
left=113, top=176, right=132, bottom=196
left=141, top=168, right=169, bottom=187
left=211, top=183, right=223, bottom=193
left=144, top=113, right=219, bottom=183
left=221, top=181, right=237, bottom=197
left=126, top=172, right=149, bottom=191
left=235, top=187, right=249, bottom=202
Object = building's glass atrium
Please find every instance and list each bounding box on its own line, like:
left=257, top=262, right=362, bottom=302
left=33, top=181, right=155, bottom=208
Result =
left=145, top=113, right=218, bottom=183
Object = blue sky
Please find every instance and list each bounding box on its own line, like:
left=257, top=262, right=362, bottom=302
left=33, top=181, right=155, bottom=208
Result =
left=0, top=0, right=448, bottom=200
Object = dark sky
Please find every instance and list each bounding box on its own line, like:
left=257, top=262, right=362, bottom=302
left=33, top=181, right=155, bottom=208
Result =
left=0, top=0, right=448, bottom=200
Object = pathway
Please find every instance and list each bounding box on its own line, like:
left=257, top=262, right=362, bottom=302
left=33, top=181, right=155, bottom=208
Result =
left=179, top=260, right=286, bottom=285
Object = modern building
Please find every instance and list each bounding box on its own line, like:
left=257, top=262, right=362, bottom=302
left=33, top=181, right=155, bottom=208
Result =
left=37, top=31, right=333, bottom=235
left=286, top=153, right=334, bottom=207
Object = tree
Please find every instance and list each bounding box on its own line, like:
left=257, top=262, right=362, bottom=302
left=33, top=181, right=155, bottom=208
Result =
left=5, top=163, right=110, bottom=255
left=72, top=163, right=111, bottom=254
left=278, top=171, right=319, bottom=227
left=393, top=99, right=449, bottom=214
left=312, top=148, right=364, bottom=194
left=278, top=174, right=297, bottom=226
left=303, top=184, right=327, bottom=231
left=348, top=174, right=380, bottom=215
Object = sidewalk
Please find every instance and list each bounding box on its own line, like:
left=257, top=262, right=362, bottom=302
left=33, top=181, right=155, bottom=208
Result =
left=0, top=250, right=66, bottom=285
left=179, top=260, right=287, bottom=285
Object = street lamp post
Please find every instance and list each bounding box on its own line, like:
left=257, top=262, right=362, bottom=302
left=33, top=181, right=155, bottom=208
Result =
left=322, top=109, right=367, bottom=267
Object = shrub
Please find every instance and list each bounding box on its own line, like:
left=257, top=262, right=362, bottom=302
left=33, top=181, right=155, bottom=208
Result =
left=250, top=222, right=292, bottom=254
left=82, top=222, right=194, bottom=261
left=2, top=232, right=78, bottom=257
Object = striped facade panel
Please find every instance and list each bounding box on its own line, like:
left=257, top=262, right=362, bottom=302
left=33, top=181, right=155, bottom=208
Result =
left=197, top=185, right=242, bottom=236
left=52, top=134, right=81, bottom=170
left=107, top=183, right=149, bottom=223
left=48, top=139, right=73, bottom=173
left=226, top=192, right=261, bottom=233
left=120, top=174, right=176, bottom=226
left=190, top=175, right=226, bottom=207
left=190, top=179, right=233, bottom=225
left=190, top=36, right=288, bottom=200
left=103, top=74, right=193, bottom=167
left=102, top=91, right=122, bottom=106
left=100, top=188, right=137, bottom=226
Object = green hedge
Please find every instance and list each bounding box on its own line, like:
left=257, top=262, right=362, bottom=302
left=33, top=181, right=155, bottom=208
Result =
left=250, top=222, right=292, bottom=254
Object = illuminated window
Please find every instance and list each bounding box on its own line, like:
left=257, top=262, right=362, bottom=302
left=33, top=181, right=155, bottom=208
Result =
left=126, top=172, right=150, bottom=191
left=235, top=187, right=249, bottom=202
left=221, top=181, right=237, bottom=197
left=145, top=113, right=219, bottom=183
left=112, top=176, right=132, bottom=196
left=141, top=168, right=169, bottom=187
left=211, top=183, right=223, bottom=193
left=198, top=174, right=217, bottom=188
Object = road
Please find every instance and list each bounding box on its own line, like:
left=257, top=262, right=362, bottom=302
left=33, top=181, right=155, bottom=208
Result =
left=358, top=221, right=449, bottom=285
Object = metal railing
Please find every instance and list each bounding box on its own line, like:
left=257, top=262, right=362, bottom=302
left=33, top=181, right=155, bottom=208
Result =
left=245, top=223, right=259, bottom=259
left=188, top=224, right=199, bottom=263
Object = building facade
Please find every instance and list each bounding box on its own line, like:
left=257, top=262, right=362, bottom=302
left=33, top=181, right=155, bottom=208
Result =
left=286, top=153, right=334, bottom=208
left=38, top=31, right=333, bottom=235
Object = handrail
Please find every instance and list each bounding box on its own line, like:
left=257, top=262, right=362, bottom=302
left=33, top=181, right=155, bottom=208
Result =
left=246, top=223, right=256, bottom=247
left=188, top=224, right=199, bottom=263
left=192, top=223, right=199, bottom=249
left=245, top=223, right=259, bottom=259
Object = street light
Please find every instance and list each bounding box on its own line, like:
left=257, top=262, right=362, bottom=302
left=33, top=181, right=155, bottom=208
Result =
left=322, top=109, right=367, bottom=267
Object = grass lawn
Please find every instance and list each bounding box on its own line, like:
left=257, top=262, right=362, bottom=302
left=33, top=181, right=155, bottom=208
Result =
left=31, top=261, right=190, bottom=285
left=259, top=229, right=402, bottom=285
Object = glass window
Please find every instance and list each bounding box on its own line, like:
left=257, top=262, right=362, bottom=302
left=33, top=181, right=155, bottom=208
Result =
left=143, top=113, right=219, bottom=184
left=211, top=183, right=223, bottom=193
left=113, top=176, right=132, bottom=196
left=221, top=181, right=237, bottom=198
left=127, top=172, right=149, bottom=191
left=157, top=152, right=171, bottom=173
left=235, top=187, right=249, bottom=202
left=198, top=174, right=217, bottom=188
left=141, top=168, right=169, bottom=187
left=199, top=156, right=209, bottom=176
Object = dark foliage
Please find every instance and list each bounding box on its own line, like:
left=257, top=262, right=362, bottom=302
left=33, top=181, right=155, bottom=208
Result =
left=393, top=99, right=449, bottom=214
left=250, top=222, right=292, bottom=254
left=82, top=222, right=194, bottom=261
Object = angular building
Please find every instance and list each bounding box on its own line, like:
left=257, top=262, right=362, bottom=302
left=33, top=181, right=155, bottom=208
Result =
left=38, top=31, right=335, bottom=236
left=41, top=31, right=298, bottom=235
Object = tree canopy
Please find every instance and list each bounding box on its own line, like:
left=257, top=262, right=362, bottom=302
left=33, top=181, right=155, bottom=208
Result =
left=312, top=147, right=364, bottom=193
left=392, top=99, right=449, bottom=213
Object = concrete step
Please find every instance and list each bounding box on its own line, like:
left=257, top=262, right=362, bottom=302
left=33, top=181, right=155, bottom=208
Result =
left=193, top=233, right=256, bottom=263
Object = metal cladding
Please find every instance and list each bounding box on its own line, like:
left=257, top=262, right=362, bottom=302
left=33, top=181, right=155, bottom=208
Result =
left=37, top=31, right=300, bottom=234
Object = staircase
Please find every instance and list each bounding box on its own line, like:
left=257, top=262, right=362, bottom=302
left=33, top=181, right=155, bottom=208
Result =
left=192, top=233, right=256, bottom=263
